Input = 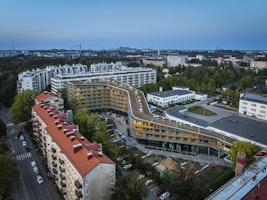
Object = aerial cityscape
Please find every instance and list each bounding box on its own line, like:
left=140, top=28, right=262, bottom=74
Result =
left=0, top=1, right=267, bottom=200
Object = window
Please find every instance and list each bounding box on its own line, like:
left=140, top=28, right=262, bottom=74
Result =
left=111, top=179, right=114, bottom=184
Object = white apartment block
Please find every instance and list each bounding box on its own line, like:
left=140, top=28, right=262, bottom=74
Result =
left=167, top=55, right=187, bottom=67
left=17, top=64, right=88, bottom=93
left=32, top=92, right=115, bottom=200
left=147, top=86, right=207, bottom=108
left=51, top=63, right=157, bottom=93
left=239, top=93, right=267, bottom=121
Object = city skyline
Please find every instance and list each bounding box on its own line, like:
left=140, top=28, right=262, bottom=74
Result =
left=1, top=0, right=267, bottom=51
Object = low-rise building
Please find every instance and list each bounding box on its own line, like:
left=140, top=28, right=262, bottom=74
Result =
left=239, top=93, right=267, bottom=121
left=250, top=58, right=267, bottom=69
left=32, top=92, right=115, bottom=200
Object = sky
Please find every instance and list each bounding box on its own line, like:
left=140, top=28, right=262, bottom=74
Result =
left=0, top=0, right=267, bottom=50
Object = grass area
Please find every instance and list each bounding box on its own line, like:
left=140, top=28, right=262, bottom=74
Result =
left=188, top=106, right=217, bottom=116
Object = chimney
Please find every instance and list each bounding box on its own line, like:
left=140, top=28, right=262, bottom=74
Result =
left=235, top=152, right=246, bottom=176
left=87, top=151, right=93, bottom=159
left=73, top=143, right=82, bottom=153
left=70, top=135, right=76, bottom=141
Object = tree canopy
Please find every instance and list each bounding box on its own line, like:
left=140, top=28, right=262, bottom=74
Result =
left=0, top=118, right=7, bottom=138
left=230, top=141, right=262, bottom=170
left=0, top=154, right=19, bottom=199
left=111, top=173, right=149, bottom=200
left=10, top=89, right=37, bottom=124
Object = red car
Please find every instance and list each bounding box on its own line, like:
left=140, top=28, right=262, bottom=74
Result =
left=156, top=188, right=165, bottom=197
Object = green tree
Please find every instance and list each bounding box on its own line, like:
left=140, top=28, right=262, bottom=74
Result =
left=230, top=141, right=262, bottom=170
left=168, top=163, right=198, bottom=200
left=10, top=89, right=37, bottom=124
left=0, top=118, right=7, bottom=138
left=111, top=173, right=149, bottom=200
left=0, top=154, right=19, bottom=199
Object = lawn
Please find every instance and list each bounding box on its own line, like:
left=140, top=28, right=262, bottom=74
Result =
left=188, top=106, right=217, bottom=116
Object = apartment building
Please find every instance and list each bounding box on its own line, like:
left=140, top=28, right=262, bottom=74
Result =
left=239, top=93, right=267, bottom=121
left=17, top=64, right=87, bottom=93
left=51, top=63, right=157, bottom=93
left=250, top=58, right=267, bottom=69
left=32, top=92, right=115, bottom=200
left=68, top=80, right=236, bottom=157
left=146, top=87, right=207, bottom=108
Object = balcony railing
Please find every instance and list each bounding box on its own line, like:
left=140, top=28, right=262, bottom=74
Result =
left=60, top=166, right=65, bottom=172
left=75, top=189, right=83, bottom=198
left=75, top=180, right=82, bottom=189
left=51, top=147, right=56, bottom=153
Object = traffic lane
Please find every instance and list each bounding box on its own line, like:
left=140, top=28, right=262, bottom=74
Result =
left=144, top=182, right=159, bottom=200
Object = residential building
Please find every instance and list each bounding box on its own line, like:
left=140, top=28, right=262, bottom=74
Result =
left=146, top=86, right=207, bottom=108
left=17, top=64, right=87, bottom=93
left=250, top=58, right=267, bottom=69
left=32, top=92, right=115, bottom=200
left=239, top=93, right=267, bottom=121
left=167, top=55, right=187, bottom=67
left=68, top=79, right=236, bottom=157
left=51, top=63, right=156, bottom=93
left=206, top=151, right=267, bottom=200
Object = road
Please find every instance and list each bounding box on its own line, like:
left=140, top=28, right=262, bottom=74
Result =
left=1, top=107, right=59, bottom=200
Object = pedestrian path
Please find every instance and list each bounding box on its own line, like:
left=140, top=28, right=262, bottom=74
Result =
left=16, top=152, right=31, bottom=161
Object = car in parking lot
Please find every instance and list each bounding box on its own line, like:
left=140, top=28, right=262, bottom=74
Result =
left=137, top=174, right=145, bottom=180
left=156, top=188, right=165, bottom=197
left=122, top=163, right=132, bottom=170
left=20, top=135, right=25, bottom=141
left=159, top=191, right=170, bottom=200
left=36, top=175, right=43, bottom=184
left=33, top=166, right=39, bottom=175
left=22, top=140, right=27, bottom=146
left=144, top=179, right=153, bottom=186
left=31, top=161, right=37, bottom=168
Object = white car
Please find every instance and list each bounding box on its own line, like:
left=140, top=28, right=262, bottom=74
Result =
left=36, top=175, right=43, bottom=184
left=31, top=161, right=37, bottom=168
left=144, top=179, right=153, bottom=186
left=22, top=141, right=27, bottom=146
left=159, top=191, right=170, bottom=200
left=137, top=174, right=145, bottom=179
left=33, top=166, right=39, bottom=175
left=122, top=164, right=132, bottom=170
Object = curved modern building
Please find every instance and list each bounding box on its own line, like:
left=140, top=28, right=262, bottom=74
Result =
left=68, top=80, right=240, bottom=158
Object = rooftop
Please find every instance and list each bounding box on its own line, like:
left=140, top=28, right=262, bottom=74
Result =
left=241, top=93, right=267, bottom=104
left=148, top=89, right=193, bottom=98
left=206, top=155, right=267, bottom=200
left=33, top=93, right=114, bottom=177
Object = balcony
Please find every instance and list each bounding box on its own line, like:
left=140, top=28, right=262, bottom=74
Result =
left=52, top=161, right=57, bottom=167
left=53, top=167, right=58, bottom=174
left=51, top=147, right=56, bottom=153
left=75, top=189, right=83, bottom=198
left=60, top=180, right=66, bottom=188
left=59, top=158, right=65, bottom=164
left=61, top=188, right=67, bottom=195
left=60, top=173, right=66, bottom=180
left=60, top=166, right=65, bottom=172
left=75, top=180, right=82, bottom=189
left=52, top=154, right=57, bottom=160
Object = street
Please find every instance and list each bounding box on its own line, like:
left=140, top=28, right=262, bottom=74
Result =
left=1, top=107, right=59, bottom=200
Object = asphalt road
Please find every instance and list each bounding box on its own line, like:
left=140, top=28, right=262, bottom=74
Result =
left=1, top=107, right=60, bottom=200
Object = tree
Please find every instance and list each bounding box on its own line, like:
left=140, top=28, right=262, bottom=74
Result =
left=230, top=141, right=262, bottom=170
left=111, top=173, right=149, bottom=200
left=10, top=89, right=37, bottom=124
left=168, top=162, right=198, bottom=200
left=0, top=118, right=7, bottom=138
left=0, top=154, right=19, bottom=199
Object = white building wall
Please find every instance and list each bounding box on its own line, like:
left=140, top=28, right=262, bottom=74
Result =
left=239, top=99, right=267, bottom=121
left=167, top=55, right=187, bottom=67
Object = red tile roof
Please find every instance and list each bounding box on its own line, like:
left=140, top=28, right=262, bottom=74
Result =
left=35, top=91, right=61, bottom=103
left=33, top=93, right=114, bottom=177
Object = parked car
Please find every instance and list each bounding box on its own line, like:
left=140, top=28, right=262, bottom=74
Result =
left=25, top=146, right=31, bottom=152
left=20, top=135, right=25, bottom=141
left=144, top=179, right=153, bottom=186
left=33, top=166, right=39, bottom=175
left=122, top=163, right=132, bottom=170
left=159, top=191, right=170, bottom=200
left=22, top=141, right=27, bottom=146
left=137, top=174, right=145, bottom=180
left=156, top=188, right=165, bottom=197
left=31, top=161, right=37, bottom=168
left=36, top=175, right=43, bottom=184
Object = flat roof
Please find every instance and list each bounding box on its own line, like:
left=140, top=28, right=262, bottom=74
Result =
left=166, top=106, right=267, bottom=146
left=149, top=89, right=193, bottom=98
left=241, top=93, right=267, bottom=104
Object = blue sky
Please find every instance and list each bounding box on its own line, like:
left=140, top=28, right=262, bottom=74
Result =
left=1, top=0, right=267, bottom=50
